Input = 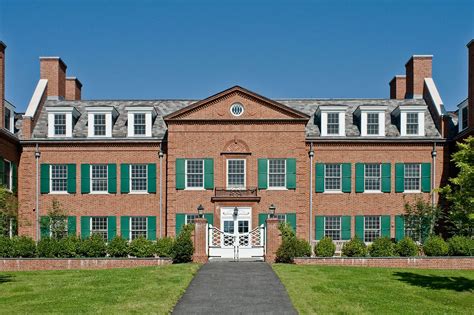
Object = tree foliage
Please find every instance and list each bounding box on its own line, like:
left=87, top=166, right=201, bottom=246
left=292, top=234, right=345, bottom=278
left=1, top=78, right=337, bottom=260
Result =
left=0, top=186, right=18, bottom=237
left=403, top=196, right=441, bottom=243
left=44, top=199, right=68, bottom=239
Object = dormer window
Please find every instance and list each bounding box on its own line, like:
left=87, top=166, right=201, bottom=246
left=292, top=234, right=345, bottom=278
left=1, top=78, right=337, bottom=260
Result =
left=54, top=114, right=66, bottom=135
left=4, top=101, right=15, bottom=133
left=86, top=107, right=118, bottom=138
left=393, top=105, right=426, bottom=137
left=94, top=114, right=106, bottom=136
left=458, top=100, right=469, bottom=132
left=327, top=113, right=340, bottom=135
left=133, top=113, right=146, bottom=135
left=126, top=107, right=157, bottom=137
left=355, top=106, right=387, bottom=137
left=317, top=106, right=347, bottom=137
left=406, top=113, right=419, bottom=135
left=46, top=107, right=80, bottom=138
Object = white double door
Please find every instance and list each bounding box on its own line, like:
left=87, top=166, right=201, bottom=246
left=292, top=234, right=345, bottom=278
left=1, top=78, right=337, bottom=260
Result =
left=220, top=207, right=252, bottom=248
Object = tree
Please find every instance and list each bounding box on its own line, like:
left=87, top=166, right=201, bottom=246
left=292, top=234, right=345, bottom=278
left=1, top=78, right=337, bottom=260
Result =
left=403, top=196, right=442, bottom=243
left=41, top=199, right=68, bottom=239
left=0, top=186, right=18, bottom=237
left=440, top=136, right=474, bottom=236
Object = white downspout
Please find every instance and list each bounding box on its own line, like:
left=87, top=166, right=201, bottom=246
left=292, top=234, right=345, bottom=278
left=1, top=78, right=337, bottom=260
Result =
left=159, top=146, right=164, bottom=238
left=431, top=142, right=437, bottom=207
left=309, top=143, right=314, bottom=245
left=35, top=143, right=41, bottom=242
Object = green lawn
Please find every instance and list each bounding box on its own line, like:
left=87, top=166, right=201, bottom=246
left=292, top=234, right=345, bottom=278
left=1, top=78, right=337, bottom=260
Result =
left=0, top=264, right=200, bottom=314
left=273, top=264, right=474, bottom=315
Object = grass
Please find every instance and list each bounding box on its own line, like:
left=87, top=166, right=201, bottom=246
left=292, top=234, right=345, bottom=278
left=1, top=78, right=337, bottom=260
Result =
left=0, top=264, right=200, bottom=314
left=273, top=264, right=474, bottom=315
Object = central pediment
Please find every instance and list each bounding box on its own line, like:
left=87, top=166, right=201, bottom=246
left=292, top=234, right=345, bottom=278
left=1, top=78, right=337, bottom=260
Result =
left=164, top=86, right=309, bottom=121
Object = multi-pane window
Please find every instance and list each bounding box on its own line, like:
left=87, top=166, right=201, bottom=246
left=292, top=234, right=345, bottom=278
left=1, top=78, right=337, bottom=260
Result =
left=186, top=160, right=204, bottom=189
left=91, top=165, right=108, bottom=192
left=4, top=108, right=11, bottom=132
left=325, top=164, right=341, bottom=191
left=461, top=107, right=468, bottom=130
left=276, top=214, right=287, bottom=224
left=269, top=159, right=286, bottom=188
left=406, top=113, right=419, bottom=135
left=238, top=220, right=249, bottom=233
left=327, top=113, right=339, bottom=135
left=93, top=114, right=106, bottom=136
left=54, top=114, right=66, bottom=136
left=364, top=164, right=381, bottom=191
left=227, top=159, right=245, bottom=189
left=404, top=163, right=421, bottom=191
left=186, top=214, right=199, bottom=225
left=131, top=217, right=147, bottom=240
left=367, top=113, right=379, bottom=135
left=324, top=216, right=341, bottom=241
left=134, top=113, right=146, bottom=135
left=131, top=164, right=147, bottom=192
left=50, top=219, right=68, bottom=239
left=51, top=165, right=67, bottom=192
left=2, top=160, right=11, bottom=190
left=364, top=216, right=380, bottom=242
left=91, top=217, right=108, bottom=241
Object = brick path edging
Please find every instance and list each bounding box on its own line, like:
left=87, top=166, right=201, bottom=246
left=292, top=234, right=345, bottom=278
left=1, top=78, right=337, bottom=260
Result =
left=293, top=257, right=474, bottom=270
left=0, top=258, right=172, bottom=271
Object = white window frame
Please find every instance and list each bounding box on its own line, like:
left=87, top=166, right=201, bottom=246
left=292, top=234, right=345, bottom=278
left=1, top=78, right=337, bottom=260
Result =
left=394, top=105, right=426, bottom=137
left=275, top=214, right=287, bottom=224
left=86, top=107, right=117, bottom=138
left=185, top=159, right=205, bottom=190
left=268, top=159, right=287, bottom=190
left=50, top=164, right=68, bottom=194
left=226, top=159, right=246, bottom=190
left=317, top=106, right=347, bottom=137
left=357, top=106, right=387, bottom=137
left=90, top=217, right=108, bottom=241
left=324, top=164, right=342, bottom=193
left=46, top=107, right=80, bottom=138
left=364, top=163, right=382, bottom=193
left=459, top=103, right=469, bottom=132
left=185, top=214, right=199, bottom=225
left=125, top=107, right=157, bottom=137
left=90, top=164, right=108, bottom=194
left=364, top=216, right=381, bottom=243
left=130, top=216, right=148, bottom=240
left=129, top=164, right=148, bottom=193
left=324, top=216, right=342, bottom=241
left=404, top=163, right=421, bottom=193
left=4, top=101, right=15, bottom=133
left=2, top=159, right=12, bottom=192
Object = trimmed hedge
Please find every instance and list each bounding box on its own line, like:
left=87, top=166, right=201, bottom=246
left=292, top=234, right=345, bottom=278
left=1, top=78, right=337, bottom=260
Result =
left=276, top=223, right=311, bottom=263
left=368, top=237, right=397, bottom=257
left=155, top=237, right=174, bottom=257
left=171, top=224, right=194, bottom=263
left=447, top=236, right=474, bottom=256
left=129, top=237, right=155, bottom=258
left=342, top=237, right=368, bottom=257
left=107, top=236, right=129, bottom=257
left=396, top=237, right=419, bottom=257
left=315, top=237, right=336, bottom=257
left=423, top=235, right=449, bottom=256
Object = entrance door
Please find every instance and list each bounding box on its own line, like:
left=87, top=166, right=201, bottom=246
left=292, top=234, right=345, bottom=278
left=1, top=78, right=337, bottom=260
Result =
left=221, top=207, right=251, bottom=249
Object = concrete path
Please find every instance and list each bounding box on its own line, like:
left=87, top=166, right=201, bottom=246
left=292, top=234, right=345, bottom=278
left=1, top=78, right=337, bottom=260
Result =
left=172, top=262, right=297, bottom=315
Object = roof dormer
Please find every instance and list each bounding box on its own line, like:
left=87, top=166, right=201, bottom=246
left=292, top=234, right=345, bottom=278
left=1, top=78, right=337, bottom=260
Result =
left=393, top=105, right=426, bottom=137
left=125, top=107, right=157, bottom=137
left=46, top=106, right=80, bottom=138
left=354, top=105, right=387, bottom=137
left=316, top=105, right=347, bottom=137
left=85, top=106, right=118, bottom=138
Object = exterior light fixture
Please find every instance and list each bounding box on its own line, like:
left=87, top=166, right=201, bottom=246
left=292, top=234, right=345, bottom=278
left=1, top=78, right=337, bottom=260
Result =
left=269, top=204, right=276, bottom=218
left=233, top=207, right=239, bottom=217
left=197, top=204, right=204, bottom=218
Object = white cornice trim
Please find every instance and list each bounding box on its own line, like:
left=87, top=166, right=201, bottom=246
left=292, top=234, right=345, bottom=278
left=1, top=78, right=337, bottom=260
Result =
left=24, top=79, right=47, bottom=117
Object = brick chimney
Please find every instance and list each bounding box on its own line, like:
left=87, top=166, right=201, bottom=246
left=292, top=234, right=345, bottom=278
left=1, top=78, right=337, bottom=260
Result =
left=0, top=41, right=5, bottom=129
left=65, top=77, right=82, bottom=100
left=468, top=39, right=474, bottom=129
left=40, top=57, right=67, bottom=100
left=405, top=55, right=432, bottom=99
left=389, top=75, right=406, bottom=99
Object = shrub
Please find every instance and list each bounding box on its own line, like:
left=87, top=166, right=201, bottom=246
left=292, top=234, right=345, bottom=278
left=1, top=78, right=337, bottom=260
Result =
left=107, top=236, right=130, bottom=257
left=155, top=237, right=174, bottom=257
left=78, top=234, right=107, bottom=257
left=129, top=237, right=155, bottom=258
left=342, top=237, right=368, bottom=257
left=37, top=238, right=61, bottom=257
left=171, top=225, right=194, bottom=263
left=423, top=235, right=449, bottom=256
left=368, top=237, right=397, bottom=257
left=275, top=223, right=311, bottom=263
left=315, top=237, right=336, bottom=257
left=11, top=236, right=36, bottom=258
left=396, top=237, right=419, bottom=257
left=59, top=236, right=82, bottom=258
left=295, top=238, right=312, bottom=257
left=448, top=236, right=474, bottom=256
left=0, top=236, right=13, bottom=257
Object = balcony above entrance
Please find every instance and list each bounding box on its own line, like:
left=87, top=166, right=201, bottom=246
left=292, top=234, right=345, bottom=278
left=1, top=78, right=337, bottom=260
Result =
left=211, top=187, right=261, bottom=202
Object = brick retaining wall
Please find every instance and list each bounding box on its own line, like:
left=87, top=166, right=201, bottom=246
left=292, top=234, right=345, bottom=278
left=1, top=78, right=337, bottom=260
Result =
left=0, top=258, right=172, bottom=271
left=293, top=257, right=474, bottom=270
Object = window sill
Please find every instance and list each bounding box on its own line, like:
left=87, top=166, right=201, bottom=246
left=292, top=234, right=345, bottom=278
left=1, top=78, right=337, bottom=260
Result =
left=267, top=187, right=288, bottom=191
left=322, top=191, right=344, bottom=194
left=90, top=192, right=110, bottom=195
left=129, top=192, right=149, bottom=195
left=184, top=188, right=205, bottom=191
left=49, top=192, right=69, bottom=195
left=363, top=191, right=383, bottom=194
left=403, top=190, right=422, bottom=194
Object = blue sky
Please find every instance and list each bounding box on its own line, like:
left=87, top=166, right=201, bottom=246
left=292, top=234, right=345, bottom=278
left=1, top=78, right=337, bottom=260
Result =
left=0, top=0, right=473, bottom=112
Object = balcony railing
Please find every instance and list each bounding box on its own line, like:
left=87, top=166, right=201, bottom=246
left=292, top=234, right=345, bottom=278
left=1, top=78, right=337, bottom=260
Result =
left=211, top=187, right=260, bottom=202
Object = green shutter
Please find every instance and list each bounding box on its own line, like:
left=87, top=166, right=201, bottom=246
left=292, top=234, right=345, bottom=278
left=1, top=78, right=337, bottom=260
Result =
left=395, top=215, right=405, bottom=241
left=81, top=216, right=90, bottom=239
left=0, top=158, right=4, bottom=186
left=381, top=163, right=391, bottom=193
left=175, top=214, right=186, bottom=235
left=286, top=158, right=296, bottom=189
left=81, top=164, right=90, bottom=194
left=107, top=216, right=116, bottom=241
left=175, top=159, right=185, bottom=190
left=355, top=216, right=364, bottom=239
left=315, top=163, right=325, bottom=192
left=258, top=213, right=268, bottom=227
left=67, top=216, right=76, bottom=236
left=421, top=163, right=431, bottom=193
left=67, top=164, right=76, bottom=193
left=120, top=216, right=130, bottom=240
left=286, top=213, right=296, bottom=232
left=40, top=164, right=50, bottom=194
left=204, top=158, right=214, bottom=190
left=395, top=163, right=404, bottom=192
left=147, top=216, right=157, bottom=240
left=341, top=216, right=351, bottom=240
left=121, top=164, right=130, bottom=193
left=40, top=216, right=50, bottom=239
left=108, top=164, right=117, bottom=193
left=204, top=213, right=214, bottom=225
left=355, top=163, right=364, bottom=193
left=381, top=215, right=391, bottom=238
left=342, top=163, right=351, bottom=193
left=148, top=163, right=157, bottom=193
left=258, top=159, right=268, bottom=189
left=12, top=163, right=18, bottom=193
left=315, top=216, right=324, bottom=240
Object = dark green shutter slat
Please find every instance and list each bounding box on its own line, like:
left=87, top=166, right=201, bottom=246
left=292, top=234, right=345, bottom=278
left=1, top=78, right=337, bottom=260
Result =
left=12, top=163, right=18, bottom=193
left=175, top=214, right=186, bottom=235
left=81, top=216, right=90, bottom=239
left=315, top=216, right=324, bottom=240
left=342, top=163, right=351, bottom=193
left=355, top=163, right=364, bottom=193
left=421, top=163, right=431, bottom=192
left=40, top=164, right=50, bottom=194
left=204, top=158, right=214, bottom=190
left=67, top=216, right=76, bottom=236
left=381, top=215, right=391, bottom=238
left=121, top=164, right=130, bottom=193
left=67, top=164, right=76, bottom=193
left=286, top=158, right=296, bottom=189
left=258, top=159, right=268, bottom=189
left=381, top=163, right=391, bottom=193
left=120, top=216, right=130, bottom=240
left=395, top=215, right=405, bottom=241
left=147, top=216, right=157, bottom=240
left=107, top=216, right=116, bottom=241
left=148, top=163, right=157, bottom=193
left=40, top=216, right=50, bottom=239
left=204, top=213, right=214, bottom=225
left=315, top=163, right=325, bottom=192
left=395, top=163, right=404, bottom=192
left=341, top=216, right=351, bottom=240
left=81, top=164, right=90, bottom=194
left=286, top=213, right=296, bottom=232
left=108, top=164, right=117, bottom=193
left=355, top=216, right=364, bottom=239
left=258, top=213, right=268, bottom=227
left=175, top=159, right=185, bottom=190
